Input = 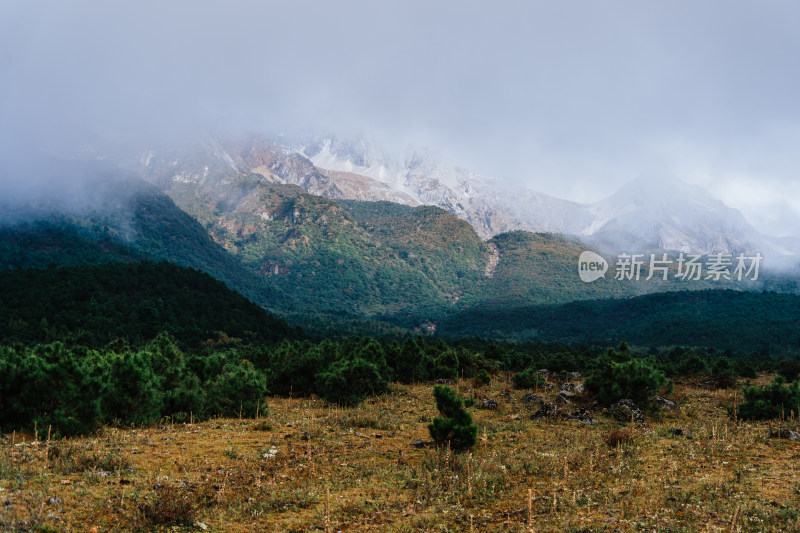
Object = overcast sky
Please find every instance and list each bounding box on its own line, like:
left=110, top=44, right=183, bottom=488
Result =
left=2, top=1, right=800, bottom=236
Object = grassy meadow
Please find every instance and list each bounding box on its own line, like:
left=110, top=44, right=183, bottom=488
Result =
left=2, top=374, right=799, bottom=532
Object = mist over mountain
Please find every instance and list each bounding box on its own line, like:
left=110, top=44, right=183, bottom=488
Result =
left=288, top=135, right=799, bottom=259
left=4, top=1, right=800, bottom=239
left=3, top=133, right=800, bottom=340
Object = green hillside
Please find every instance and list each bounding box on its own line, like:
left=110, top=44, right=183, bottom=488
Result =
left=475, top=231, right=759, bottom=308
left=0, top=169, right=281, bottom=310
left=0, top=261, right=298, bottom=347
left=147, top=168, right=463, bottom=316
left=478, top=231, right=635, bottom=306
left=337, top=200, right=491, bottom=302
left=0, top=220, right=146, bottom=269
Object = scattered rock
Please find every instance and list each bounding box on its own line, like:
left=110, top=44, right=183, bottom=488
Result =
left=355, top=432, right=369, bottom=439
left=772, top=428, right=800, bottom=441
left=569, top=371, right=582, bottom=380
left=656, top=397, right=679, bottom=410
left=480, top=398, right=499, bottom=410
left=536, top=369, right=550, bottom=377
left=541, top=382, right=555, bottom=392
left=410, top=439, right=434, bottom=448
left=563, top=408, right=596, bottom=424
left=532, top=402, right=559, bottom=419
left=520, top=393, right=545, bottom=404
left=195, top=522, right=208, bottom=531
left=575, top=383, right=585, bottom=394
left=609, top=399, right=645, bottom=424
left=435, top=378, right=455, bottom=385
left=698, top=380, right=718, bottom=389
left=555, top=391, right=575, bottom=405
left=560, top=383, right=575, bottom=392
left=47, top=497, right=61, bottom=505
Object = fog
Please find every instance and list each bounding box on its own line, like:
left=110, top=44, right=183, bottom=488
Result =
left=2, top=1, right=800, bottom=236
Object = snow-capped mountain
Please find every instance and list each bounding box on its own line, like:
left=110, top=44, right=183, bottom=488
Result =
left=294, top=135, right=798, bottom=257
left=125, top=133, right=798, bottom=258
left=578, top=176, right=769, bottom=255
left=298, top=136, right=591, bottom=238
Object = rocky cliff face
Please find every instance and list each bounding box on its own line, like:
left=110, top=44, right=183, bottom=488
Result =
left=126, top=133, right=796, bottom=258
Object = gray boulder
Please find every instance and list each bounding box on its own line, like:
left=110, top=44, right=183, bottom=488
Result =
left=520, top=393, right=545, bottom=404
left=555, top=391, right=575, bottom=405
left=656, top=397, right=679, bottom=410
left=609, top=399, right=645, bottom=424
left=480, top=398, right=499, bottom=410
left=532, top=402, right=560, bottom=419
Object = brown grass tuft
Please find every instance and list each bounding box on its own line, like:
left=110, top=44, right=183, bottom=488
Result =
left=602, top=427, right=636, bottom=448
left=137, top=484, right=197, bottom=528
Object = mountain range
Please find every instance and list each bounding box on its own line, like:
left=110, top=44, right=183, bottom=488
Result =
left=2, top=134, right=799, bottom=335
left=296, top=135, right=799, bottom=258
left=121, top=133, right=799, bottom=259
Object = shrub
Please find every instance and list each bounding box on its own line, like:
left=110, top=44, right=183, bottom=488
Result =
left=677, top=352, right=710, bottom=377
left=205, top=359, right=268, bottom=418
left=162, top=373, right=206, bottom=421
left=473, top=369, right=491, bottom=388
left=512, top=368, right=546, bottom=390
left=735, top=379, right=800, bottom=420
left=267, top=341, right=323, bottom=396
left=316, top=357, right=388, bottom=406
left=584, top=355, right=670, bottom=407
left=389, top=337, right=433, bottom=383
left=711, top=357, right=736, bottom=389
left=0, top=343, right=104, bottom=437
left=428, top=385, right=477, bottom=452
left=431, top=349, right=459, bottom=381
left=735, top=359, right=758, bottom=379
left=101, top=348, right=163, bottom=426
left=776, top=359, right=800, bottom=382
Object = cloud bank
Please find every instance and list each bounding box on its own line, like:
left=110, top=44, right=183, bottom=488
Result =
left=2, top=0, right=799, bottom=235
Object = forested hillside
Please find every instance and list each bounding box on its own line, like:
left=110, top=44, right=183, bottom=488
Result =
left=0, top=261, right=298, bottom=347
left=440, top=289, right=800, bottom=351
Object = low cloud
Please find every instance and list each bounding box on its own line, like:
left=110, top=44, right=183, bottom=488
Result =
left=2, top=1, right=799, bottom=236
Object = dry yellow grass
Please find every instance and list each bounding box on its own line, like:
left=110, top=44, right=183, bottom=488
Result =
left=2, top=376, right=799, bottom=532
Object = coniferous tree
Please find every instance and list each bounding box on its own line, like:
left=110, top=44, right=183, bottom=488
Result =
left=428, top=385, right=477, bottom=452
